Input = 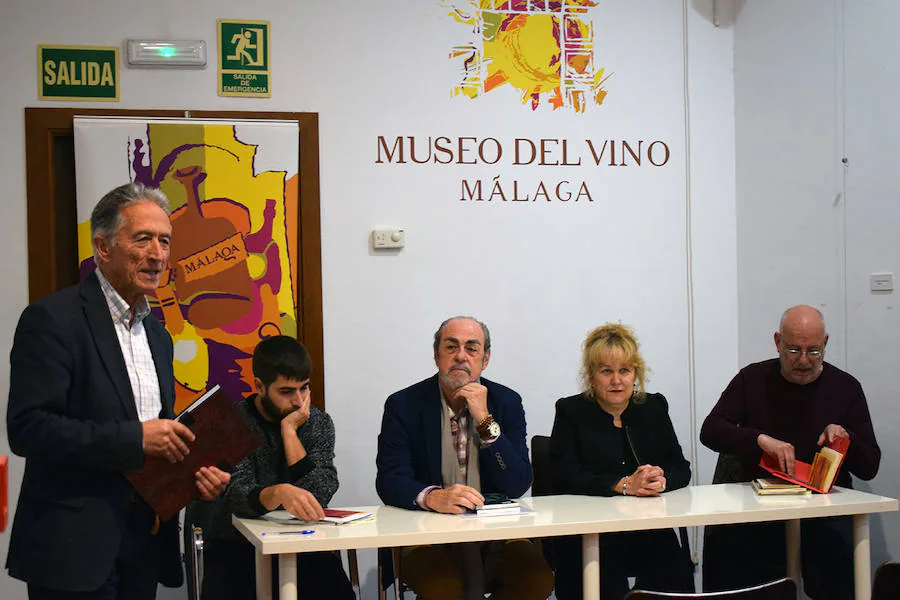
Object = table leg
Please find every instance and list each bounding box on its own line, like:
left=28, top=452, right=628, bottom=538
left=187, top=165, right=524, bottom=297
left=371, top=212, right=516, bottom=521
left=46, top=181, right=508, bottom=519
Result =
left=582, top=533, right=600, bottom=600
left=786, top=518, right=801, bottom=596
left=255, top=551, right=272, bottom=600
left=280, top=553, right=299, bottom=600
left=853, top=514, right=871, bottom=600
left=347, top=549, right=361, bottom=600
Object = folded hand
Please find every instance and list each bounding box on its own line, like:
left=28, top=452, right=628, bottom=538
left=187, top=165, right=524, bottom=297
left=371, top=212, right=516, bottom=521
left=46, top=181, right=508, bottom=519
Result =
left=629, top=464, right=666, bottom=496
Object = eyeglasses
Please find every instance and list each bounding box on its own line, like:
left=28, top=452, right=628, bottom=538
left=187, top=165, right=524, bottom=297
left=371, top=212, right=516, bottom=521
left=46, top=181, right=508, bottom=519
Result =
left=784, top=347, right=824, bottom=358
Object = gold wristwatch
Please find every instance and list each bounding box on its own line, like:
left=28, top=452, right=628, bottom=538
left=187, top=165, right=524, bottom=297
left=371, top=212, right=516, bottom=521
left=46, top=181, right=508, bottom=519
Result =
left=476, top=414, right=501, bottom=438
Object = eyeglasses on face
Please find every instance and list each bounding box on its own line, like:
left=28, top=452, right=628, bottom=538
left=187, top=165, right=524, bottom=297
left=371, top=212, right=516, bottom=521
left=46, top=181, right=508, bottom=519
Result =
left=784, top=347, right=824, bottom=358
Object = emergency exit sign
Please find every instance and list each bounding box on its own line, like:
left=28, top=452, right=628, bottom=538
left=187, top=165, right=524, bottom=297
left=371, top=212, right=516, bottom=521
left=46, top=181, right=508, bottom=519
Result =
left=38, top=45, right=119, bottom=101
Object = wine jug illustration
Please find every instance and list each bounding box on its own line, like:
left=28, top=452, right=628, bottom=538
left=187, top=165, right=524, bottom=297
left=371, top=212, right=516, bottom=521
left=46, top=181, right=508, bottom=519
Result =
left=170, top=165, right=254, bottom=330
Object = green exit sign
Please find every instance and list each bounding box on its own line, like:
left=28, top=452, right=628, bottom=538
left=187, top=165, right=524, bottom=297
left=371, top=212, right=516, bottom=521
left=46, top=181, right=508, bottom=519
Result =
left=217, top=20, right=271, bottom=98
left=38, top=45, right=119, bottom=101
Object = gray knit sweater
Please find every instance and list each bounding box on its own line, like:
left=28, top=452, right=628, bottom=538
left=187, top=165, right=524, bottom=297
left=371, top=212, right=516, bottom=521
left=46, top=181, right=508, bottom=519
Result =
left=186, top=396, right=339, bottom=544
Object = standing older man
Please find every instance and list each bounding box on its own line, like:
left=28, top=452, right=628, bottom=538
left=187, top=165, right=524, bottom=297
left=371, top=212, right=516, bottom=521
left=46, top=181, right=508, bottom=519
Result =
left=6, top=183, right=230, bottom=600
left=700, top=305, right=881, bottom=599
left=376, top=316, right=554, bottom=600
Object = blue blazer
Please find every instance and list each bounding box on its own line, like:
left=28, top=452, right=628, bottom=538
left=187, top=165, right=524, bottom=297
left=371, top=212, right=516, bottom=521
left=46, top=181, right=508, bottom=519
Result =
left=376, top=374, right=533, bottom=509
left=5, top=272, right=182, bottom=590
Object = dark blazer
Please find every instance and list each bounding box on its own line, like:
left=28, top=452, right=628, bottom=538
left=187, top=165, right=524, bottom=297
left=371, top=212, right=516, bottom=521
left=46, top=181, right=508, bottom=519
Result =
left=376, top=374, right=533, bottom=509
left=550, top=392, right=691, bottom=497
left=5, top=272, right=182, bottom=591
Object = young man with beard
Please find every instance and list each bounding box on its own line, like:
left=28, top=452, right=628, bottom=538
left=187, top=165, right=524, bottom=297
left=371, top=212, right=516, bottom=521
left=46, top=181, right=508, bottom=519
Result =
left=187, top=336, right=355, bottom=599
left=376, top=316, right=554, bottom=600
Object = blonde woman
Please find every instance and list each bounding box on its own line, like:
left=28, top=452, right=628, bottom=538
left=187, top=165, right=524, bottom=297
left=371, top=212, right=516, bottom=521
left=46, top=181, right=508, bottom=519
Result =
left=549, top=323, right=693, bottom=600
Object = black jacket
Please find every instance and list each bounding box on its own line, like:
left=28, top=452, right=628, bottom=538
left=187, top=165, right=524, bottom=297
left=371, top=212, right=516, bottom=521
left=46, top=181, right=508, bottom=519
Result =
left=550, top=392, right=691, bottom=497
left=6, top=272, right=182, bottom=590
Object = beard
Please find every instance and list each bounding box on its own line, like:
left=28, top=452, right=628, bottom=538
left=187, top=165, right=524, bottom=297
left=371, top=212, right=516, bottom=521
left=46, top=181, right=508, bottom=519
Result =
left=259, top=392, right=293, bottom=422
left=439, top=365, right=474, bottom=391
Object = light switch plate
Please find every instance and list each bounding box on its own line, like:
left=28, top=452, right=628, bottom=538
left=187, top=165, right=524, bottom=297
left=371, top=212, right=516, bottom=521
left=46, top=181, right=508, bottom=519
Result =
left=870, top=273, right=894, bottom=292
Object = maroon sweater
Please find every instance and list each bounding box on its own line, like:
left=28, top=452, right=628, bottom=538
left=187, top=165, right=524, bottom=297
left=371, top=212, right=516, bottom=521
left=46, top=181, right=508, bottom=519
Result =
left=700, top=359, right=881, bottom=487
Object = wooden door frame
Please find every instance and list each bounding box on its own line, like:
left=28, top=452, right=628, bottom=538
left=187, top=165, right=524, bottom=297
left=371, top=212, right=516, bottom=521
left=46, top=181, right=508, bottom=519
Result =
left=23, top=107, right=326, bottom=408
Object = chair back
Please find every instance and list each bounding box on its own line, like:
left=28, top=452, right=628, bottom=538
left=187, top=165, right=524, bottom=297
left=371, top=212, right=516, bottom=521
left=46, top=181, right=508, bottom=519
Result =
left=873, top=561, right=900, bottom=600
left=702, top=452, right=747, bottom=592
left=530, top=435, right=554, bottom=496
left=712, top=452, right=744, bottom=484
left=625, top=577, right=795, bottom=600
left=529, top=434, right=558, bottom=573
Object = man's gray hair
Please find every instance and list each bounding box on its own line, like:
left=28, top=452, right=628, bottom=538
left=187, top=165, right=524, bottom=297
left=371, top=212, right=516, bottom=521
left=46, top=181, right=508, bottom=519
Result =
left=90, top=182, right=170, bottom=245
left=432, top=316, right=491, bottom=354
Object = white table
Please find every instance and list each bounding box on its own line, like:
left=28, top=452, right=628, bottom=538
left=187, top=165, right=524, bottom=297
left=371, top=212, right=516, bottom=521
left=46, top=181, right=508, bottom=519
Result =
left=232, top=483, right=898, bottom=600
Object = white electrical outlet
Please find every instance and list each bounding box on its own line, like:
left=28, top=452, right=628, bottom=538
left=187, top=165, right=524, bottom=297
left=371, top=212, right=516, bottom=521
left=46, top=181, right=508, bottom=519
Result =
left=372, top=229, right=405, bottom=249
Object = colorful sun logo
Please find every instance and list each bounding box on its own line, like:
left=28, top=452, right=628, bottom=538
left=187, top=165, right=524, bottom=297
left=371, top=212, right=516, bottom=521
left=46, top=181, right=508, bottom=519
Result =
left=444, top=1, right=610, bottom=113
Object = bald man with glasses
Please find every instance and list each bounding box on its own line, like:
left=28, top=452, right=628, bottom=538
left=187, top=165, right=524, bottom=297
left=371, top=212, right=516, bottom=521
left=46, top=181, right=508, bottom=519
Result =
left=699, top=305, right=881, bottom=600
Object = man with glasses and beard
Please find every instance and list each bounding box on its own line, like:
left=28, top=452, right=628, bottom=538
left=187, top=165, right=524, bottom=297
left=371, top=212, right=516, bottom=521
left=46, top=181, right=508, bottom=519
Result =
left=376, top=316, right=553, bottom=600
left=186, top=336, right=355, bottom=599
left=700, top=305, right=881, bottom=600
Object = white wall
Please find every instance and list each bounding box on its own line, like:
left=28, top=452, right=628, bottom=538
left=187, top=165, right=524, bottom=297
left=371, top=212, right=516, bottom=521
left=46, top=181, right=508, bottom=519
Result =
left=734, top=0, right=845, bottom=362
left=840, top=0, right=900, bottom=571
left=734, top=0, right=900, bottom=573
left=0, top=1, right=737, bottom=599
left=686, top=0, right=739, bottom=493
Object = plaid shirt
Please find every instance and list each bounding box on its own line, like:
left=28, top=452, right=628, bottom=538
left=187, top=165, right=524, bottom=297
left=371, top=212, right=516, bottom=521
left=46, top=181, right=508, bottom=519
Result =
left=416, top=402, right=471, bottom=509
left=449, top=405, right=471, bottom=482
left=96, top=269, right=162, bottom=422
left=415, top=389, right=499, bottom=509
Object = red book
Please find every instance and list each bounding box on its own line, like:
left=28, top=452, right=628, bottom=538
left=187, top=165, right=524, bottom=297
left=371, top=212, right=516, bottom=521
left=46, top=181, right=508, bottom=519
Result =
left=321, top=509, right=374, bottom=524
left=126, top=385, right=260, bottom=520
left=759, top=435, right=850, bottom=494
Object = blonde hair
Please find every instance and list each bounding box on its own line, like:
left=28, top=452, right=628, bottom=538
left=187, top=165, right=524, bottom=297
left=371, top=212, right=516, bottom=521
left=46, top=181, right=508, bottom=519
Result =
left=581, top=323, right=648, bottom=401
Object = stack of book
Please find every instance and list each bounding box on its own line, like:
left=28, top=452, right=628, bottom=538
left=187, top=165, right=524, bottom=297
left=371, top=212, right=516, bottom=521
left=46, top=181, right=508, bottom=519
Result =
left=752, top=477, right=812, bottom=497
left=475, top=500, right=524, bottom=517
left=320, top=509, right=374, bottom=524
left=264, top=508, right=374, bottom=525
